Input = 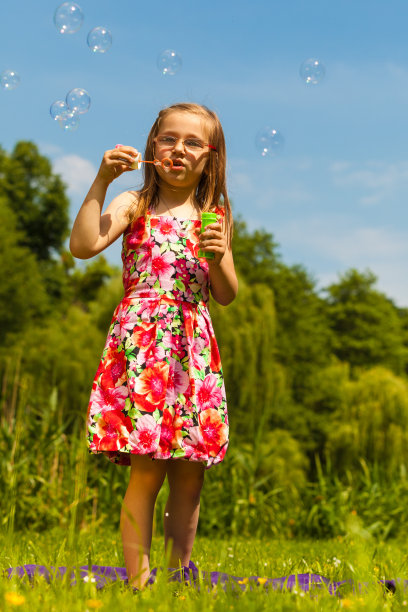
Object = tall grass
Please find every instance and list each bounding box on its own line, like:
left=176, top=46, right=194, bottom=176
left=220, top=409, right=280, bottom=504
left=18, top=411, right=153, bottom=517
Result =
left=2, top=359, right=408, bottom=541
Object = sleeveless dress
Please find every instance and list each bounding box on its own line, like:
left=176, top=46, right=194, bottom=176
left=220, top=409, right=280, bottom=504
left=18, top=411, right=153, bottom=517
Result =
left=86, top=206, right=229, bottom=468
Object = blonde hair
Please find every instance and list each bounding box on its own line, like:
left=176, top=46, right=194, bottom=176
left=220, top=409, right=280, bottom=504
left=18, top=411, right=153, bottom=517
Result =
left=127, top=102, right=233, bottom=246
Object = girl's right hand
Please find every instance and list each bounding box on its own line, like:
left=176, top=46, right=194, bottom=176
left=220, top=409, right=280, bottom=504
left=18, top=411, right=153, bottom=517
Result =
left=97, top=145, right=140, bottom=184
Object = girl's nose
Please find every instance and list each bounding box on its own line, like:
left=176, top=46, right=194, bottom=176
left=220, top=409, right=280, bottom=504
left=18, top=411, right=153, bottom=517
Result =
left=172, top=138, right=185, bottom=153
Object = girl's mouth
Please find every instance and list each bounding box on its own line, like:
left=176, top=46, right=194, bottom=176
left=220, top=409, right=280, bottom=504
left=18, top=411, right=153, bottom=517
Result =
left=171, top=159, right=185, bottom=170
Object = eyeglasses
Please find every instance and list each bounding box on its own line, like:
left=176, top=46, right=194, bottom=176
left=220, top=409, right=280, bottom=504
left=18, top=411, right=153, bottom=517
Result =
left=154, top=135, right=217, bottom=152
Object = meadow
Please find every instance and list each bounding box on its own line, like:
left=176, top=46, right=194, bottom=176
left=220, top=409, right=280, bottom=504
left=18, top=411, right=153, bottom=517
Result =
left=2, top=528, right=408, bottom=611
left=2, top=144, right=408, bottom=610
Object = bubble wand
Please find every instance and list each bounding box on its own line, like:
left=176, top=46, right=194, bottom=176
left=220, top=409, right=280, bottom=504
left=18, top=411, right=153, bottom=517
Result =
left=115, top=145, right=173, bottom=171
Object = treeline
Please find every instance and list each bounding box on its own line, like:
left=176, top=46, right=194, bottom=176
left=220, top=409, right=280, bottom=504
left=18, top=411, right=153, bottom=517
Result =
left=1, top=141, right=408, bottom=540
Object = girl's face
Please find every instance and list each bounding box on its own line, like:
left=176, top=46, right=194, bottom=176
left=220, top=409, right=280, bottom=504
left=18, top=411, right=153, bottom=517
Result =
left=153, top=111, right=212, bottom=191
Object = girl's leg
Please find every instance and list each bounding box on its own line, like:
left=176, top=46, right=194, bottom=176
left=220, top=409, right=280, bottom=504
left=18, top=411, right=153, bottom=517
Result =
left=120, top=454, right=167, bottom=589
left=164, top=460, right=205, bottom=568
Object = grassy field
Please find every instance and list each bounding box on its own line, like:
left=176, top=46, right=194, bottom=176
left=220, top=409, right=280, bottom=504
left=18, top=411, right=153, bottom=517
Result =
left=1, top=528, right=408, bottom=611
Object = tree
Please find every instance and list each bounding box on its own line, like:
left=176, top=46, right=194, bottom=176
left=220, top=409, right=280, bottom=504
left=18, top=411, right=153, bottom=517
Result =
left=0, top=141, right=70, bottom=260
left=0, top=199, right=49, bottom=340
left=324, top=269, right=407, bottom=374
left=232, top=216, right=333, bottom=402
left=210, top=275, right=285, bottom=444
left=326, top=367, right=408, bottom=472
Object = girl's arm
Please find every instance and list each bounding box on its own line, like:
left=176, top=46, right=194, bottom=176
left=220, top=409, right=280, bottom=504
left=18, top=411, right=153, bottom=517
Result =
left=70, top=146, right=139, bottom=259
left=196, top=220, right=238, bottom=306
left=208, top=246, right=238, bottom=306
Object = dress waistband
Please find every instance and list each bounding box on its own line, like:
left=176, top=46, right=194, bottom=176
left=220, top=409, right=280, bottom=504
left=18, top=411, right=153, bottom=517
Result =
left=123, top=293, right=208, bottom=309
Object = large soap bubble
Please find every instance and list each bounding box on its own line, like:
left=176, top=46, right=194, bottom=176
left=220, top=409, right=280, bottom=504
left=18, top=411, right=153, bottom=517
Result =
left=50, top=100, right=69, bottom=120
left=54, top=2, right=84, bottom=34
left=87, top=27, right=112, bottom=53
left=66, top=88, right=91, bottom=114
left=157, top=49, right=182, bottom=75
left=58, top=112, right=80, bottom=132
left=255, top=127, right=284, bottom=157
left=299, top=58, right=325, bottom=85
left=0, top=69, right=20, bottom=91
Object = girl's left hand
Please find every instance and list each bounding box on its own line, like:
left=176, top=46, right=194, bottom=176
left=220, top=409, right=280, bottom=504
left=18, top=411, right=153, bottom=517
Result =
left=195, top=222, right=226, bottom=266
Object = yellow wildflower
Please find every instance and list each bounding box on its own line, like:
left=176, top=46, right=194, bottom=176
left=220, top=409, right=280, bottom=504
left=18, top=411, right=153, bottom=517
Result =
left=86, top=599, right=103, bottom=609
left=4, top=592, right=26, bottom=606
left=341, top=599, right=353, bottom=608
left=257, top=577, right=268, bottom=586
left=237, top=577, right=249, bottom=585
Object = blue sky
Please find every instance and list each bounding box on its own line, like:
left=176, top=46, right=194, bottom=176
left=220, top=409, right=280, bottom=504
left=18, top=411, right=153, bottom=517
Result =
left=1, top=0, right=408, bottom=306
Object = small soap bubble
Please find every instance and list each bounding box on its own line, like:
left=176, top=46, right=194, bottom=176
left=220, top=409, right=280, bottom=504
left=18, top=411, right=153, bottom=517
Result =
left=157, top=49, right=182, bottom=75
left=299, top=58, right=325, bottom=85
left=255, top=127, right=284, bottom=157
left=66, top=88, right=91, bottom=114
left=0, top=69, right=20, bottom=91
left=87, top=26, right=112, bottom=53
left=54, top=2, right=84, bottom=34
left=50, top=100, right=69, bottom=120
left=58, top=111, right=80, bottom=132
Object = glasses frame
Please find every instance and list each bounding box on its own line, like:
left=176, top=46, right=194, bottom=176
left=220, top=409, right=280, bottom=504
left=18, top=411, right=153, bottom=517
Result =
left=154, top=135, right=217, bottom=152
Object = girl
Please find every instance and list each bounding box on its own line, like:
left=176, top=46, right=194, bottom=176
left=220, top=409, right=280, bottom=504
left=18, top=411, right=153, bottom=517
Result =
left=70, top=102, right=238, bottom=590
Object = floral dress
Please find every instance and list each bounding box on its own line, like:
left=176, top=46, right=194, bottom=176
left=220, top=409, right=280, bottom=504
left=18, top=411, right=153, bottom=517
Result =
left=86, top=206, right=229, bottom=468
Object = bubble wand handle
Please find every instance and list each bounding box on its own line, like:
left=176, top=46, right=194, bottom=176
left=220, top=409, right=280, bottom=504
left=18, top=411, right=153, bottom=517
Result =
left=115, top=145, right=173, bottom=170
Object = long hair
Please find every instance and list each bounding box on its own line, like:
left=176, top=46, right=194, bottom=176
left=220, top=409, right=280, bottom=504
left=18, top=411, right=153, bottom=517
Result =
left=127, top=102, right=233, bottom=246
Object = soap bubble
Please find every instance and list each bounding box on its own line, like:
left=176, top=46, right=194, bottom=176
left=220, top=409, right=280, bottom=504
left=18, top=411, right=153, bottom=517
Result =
left=54, top=2, right=84, bottom=34
left=87, top=26, right=112, bottom=53
left=299, top=58, right=325, bottom=85
left=157, top=49, right=182, bottom=75
left=50, top=100, right=69, bottom=120
left=255, top=127, right=284, bottom=157
left=66, top=88, right=91, bottom=114
left=59, top=111, right=80, bottom=132
left=0, top=69, right=20, bottom=91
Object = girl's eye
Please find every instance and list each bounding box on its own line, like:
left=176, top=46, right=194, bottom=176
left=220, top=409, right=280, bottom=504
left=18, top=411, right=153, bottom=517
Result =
left=159, top=136, right=176, bottom=144
left=185, top=139, right=204, bottom=149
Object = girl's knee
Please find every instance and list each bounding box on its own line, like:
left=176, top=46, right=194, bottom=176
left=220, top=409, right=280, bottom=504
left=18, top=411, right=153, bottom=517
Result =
left=128, top=456, right=166, bottom=493
left=169, top=469, right=205, bottom=500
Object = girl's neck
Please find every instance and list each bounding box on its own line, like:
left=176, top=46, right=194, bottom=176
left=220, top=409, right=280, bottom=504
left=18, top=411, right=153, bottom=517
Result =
left=153, top=185, right=200, bottom=217
left=158, top=182, right=196, bottom=208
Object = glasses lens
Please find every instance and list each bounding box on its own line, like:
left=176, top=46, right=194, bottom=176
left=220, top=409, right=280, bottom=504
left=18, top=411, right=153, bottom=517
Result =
left=156, top=136, right=176, bottom=148
left=184, top=139, right=205, bottom=151
left=156, top=135, right=207, bottom=151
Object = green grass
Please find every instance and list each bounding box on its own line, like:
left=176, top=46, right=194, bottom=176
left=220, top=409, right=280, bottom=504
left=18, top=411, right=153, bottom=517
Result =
left=1, top=528, right=408, bottom=611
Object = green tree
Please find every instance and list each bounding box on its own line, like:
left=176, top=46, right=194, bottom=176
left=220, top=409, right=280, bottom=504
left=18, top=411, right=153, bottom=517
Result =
left=0, top=141, right=70, bottom=260
left=232, top=216, right=333, bottom=402
left=0, top=199, right=49, bottom=340
left=210, top=275, right=286, bottom=443
left=326, top=367, right=408, bottom=473
left=324, top=269, right=407, bottom=374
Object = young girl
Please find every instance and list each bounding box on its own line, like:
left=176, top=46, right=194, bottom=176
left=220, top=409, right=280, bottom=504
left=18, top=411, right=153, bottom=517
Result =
left=70, top=102, right=238, bottom=589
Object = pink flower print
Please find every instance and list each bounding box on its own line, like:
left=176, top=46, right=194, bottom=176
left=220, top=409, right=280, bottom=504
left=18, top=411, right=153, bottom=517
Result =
left=136, top=242, right=153, bottom=272
left=151, top=245, right=176, bottom=278
left=162, top=329, right=187, bottom=360
left=154, top=217, right=179, bottom=243
left=135, top=299, right=159, bottom=322
left=120, top=310, right=140, bottom=336
left=89, top=385, right=128, bottom=416
left=137, top=344, right=165, bottom=367
left=165, top=357, right=189, bottom=404
left=196, top=374, right=222, bottom=411
left=191, top=338, right=206, bottom=371
left=129, top=414, right=160, bottom=453
left=175, top=259, right=190, bottom=286
left=183, top=426, right=208, bottom=460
